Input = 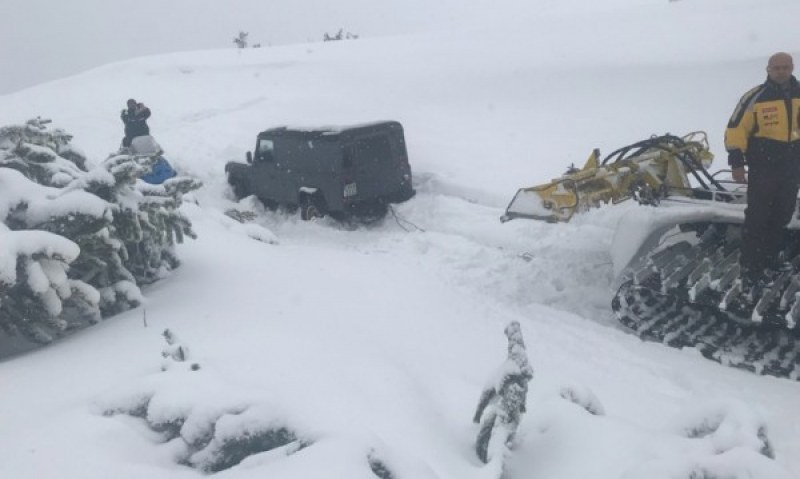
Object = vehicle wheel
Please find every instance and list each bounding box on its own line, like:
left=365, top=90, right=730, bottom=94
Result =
left=300, top=195, right=325, bottom=221
left=363, top=201, right=388, bottom=221
left=258, top=197, right=279, bottom=211
left=227, top=173, right=248, bottom=200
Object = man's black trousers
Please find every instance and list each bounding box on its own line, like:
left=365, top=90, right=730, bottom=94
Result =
left=741, top=158, right=800, bottom=277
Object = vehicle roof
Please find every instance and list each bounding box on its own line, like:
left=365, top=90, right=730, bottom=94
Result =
left=258, top=120, right=402, bottom=139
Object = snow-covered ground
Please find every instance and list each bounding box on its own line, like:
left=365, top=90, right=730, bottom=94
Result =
left=2, top=1, right=800, bottom=478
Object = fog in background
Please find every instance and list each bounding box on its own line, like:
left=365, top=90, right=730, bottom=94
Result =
left=1, top=0, right=669, bottom=95
left=0, top=0, right=526, bottom=95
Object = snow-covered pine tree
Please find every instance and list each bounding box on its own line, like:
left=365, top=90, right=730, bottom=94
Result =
left=0, top=221, right=100, bottom=343
left=0, top=118, right=86, bottom=185
left=0, top=118, right=200, bottom=342
left=82, top=150, right=201, bottom=292
left=473, top=321, right=534, bottom=468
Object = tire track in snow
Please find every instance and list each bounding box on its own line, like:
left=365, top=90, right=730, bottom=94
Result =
left=181, top=97, right=268, bottom=123
left=380, top=186, right=620, bottom=325
left=222, top=172, right=623, bottom=327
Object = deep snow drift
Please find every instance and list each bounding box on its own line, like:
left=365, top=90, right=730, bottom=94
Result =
left=2, top=1, right=800, bottom=478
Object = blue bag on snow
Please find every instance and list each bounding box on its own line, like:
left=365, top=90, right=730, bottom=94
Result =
left=141, top=156, right=177, bottom=184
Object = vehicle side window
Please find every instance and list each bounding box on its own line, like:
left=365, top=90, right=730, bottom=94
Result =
left=281, top=139, right=305, bottom=169
left=256, top=139, right=274, bottom=162
left=355, top=135, right=392, bottom=164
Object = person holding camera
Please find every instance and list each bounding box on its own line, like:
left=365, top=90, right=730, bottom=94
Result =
left=121, top=98, right=151, bottom=147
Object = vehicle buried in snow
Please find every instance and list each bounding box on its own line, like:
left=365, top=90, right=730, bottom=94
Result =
left=225, top=121, right=414, bottom=220
left=503, top=132, right=800, bottom=381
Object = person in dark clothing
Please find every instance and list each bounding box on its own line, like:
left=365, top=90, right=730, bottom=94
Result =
left=725, top=52, right=800, bottom=287
left=121, top=98, right=151, bottom=147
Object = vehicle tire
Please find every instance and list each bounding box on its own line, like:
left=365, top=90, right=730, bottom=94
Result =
left=362, top=201, right=388, bottom=221
left=300, top=195, right=325, bottom=221
left=227, top=173, right=248, bottom=200
left=257, top=196, right=279, bottom=211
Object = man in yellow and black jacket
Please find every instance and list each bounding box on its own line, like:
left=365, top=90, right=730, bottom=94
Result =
left=725, top=52, right=800, bottom=285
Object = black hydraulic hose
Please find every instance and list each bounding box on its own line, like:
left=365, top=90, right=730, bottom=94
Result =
left=677, top=151, right=728, bottom=192
left=601, top=134, right=728, bottom=192
left=601, top=134, right=684, bottom=165
left=680, top=152, right=711, bottom=190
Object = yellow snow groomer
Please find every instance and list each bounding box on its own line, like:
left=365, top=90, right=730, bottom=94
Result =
left=503, top=132, right=800, bottom=382
left=501, top=132, right=715, bottom=223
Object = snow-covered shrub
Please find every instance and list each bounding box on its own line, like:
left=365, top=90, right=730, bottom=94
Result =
left=368, top=452, right=395, bottom=479
left=473, top=321, right=534, bottom=467
left=161, top=328, right=200, bottom=371
left=98, top=362, right=311, bottom=473
left=560, top=384, right=605, bottom=416
left=621, top=398, right=786, bottom=479
left=221, top=200, right=279, bottom=244
left=233, top=31, right=248, bottom=48
left=675, top=399, right=775, bottom=459
left=323, top=29, right=359, bottom=41
left=0, top=118, right=199, bottom=343
left=188, top=410, right=305, bottom=473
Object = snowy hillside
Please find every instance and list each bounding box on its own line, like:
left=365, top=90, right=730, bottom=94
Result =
left=2, top=1, right=800, bottom=478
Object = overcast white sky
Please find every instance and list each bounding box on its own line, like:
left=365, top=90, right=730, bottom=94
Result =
left=1, top=0, right=513, bottom=95
left=2, top=0, right=667, bottom=95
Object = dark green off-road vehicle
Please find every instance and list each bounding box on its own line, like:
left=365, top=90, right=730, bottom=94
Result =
left=225, top=121, right=414, bottom=220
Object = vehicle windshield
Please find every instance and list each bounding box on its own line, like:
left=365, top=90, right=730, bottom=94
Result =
left=257, top=138, right=274, bottom=161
